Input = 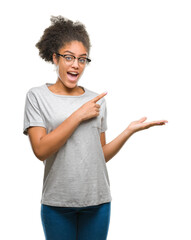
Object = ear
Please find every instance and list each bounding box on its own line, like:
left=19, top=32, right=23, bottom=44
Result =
left=52, top=53, right=59, bottom=65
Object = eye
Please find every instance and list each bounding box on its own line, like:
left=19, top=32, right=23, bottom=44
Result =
left=64, top=55, right=73, bottom=61
left=78, top=58, right=86, bottom=64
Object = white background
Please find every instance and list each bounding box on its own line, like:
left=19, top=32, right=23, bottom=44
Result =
left=0, top=0, right=191, bottom=239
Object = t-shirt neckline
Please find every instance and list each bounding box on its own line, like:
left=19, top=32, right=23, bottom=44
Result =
left=44, top=83, right=87, bottom=98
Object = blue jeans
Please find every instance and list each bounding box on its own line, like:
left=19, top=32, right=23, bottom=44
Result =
left=41, top=202, right=111, bottom=240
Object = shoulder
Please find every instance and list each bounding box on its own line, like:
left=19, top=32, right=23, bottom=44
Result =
left=27, top=84, right=45, bottom=94
left=24, top=84, right=46, bottom=105
left=26, top=84, right=45, bottom=97
left=84, top=87, right=98, bottom=96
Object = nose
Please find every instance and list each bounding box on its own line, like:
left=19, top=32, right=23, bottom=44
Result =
left=71, top=58, right=79, bottom=68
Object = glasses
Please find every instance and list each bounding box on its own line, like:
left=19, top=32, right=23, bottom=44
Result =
left=55, top=53, right=91, bottom=66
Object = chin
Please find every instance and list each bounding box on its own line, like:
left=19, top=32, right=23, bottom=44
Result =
left=66, top=81, right=79, bottom=89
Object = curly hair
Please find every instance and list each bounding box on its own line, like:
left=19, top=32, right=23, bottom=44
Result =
left=35, top=15, right=91, bottom=64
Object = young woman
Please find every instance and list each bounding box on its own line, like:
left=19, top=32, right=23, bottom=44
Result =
left=23, top=16, right=168, bottom=240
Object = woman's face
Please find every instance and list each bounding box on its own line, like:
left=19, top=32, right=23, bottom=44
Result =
left=53, top=41, right=89, bottom=89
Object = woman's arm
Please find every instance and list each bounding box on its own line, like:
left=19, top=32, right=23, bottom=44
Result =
left=102, top=129, right=133, bottom=163
left=28, top=92, right=107, bottom=161
left=28, top=111, right=81, bottom=161
left=102, top=117, right=168, bottom=163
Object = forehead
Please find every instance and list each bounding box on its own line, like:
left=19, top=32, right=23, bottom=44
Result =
left=60, top=41, right=88, bottom=55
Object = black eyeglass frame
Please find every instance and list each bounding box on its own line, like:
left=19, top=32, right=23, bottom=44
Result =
left=55, top=53, right=91, bottom=64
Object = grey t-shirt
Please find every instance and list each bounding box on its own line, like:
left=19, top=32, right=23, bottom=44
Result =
left=23, top=83, right=112, bottom=207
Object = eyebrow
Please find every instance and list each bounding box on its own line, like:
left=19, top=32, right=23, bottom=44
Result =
left=63, top=50, right=88, bottom=56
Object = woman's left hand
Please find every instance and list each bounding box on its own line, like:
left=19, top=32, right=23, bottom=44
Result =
left=126, top=117, right=168, bottom=134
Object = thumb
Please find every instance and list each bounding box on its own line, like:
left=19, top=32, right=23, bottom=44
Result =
left=138, top=117, right=147, bottom=123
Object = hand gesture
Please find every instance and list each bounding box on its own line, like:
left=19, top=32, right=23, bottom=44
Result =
left=127, top=117, right=168, bottom=134
left=76, top=92, right=107, bottom=122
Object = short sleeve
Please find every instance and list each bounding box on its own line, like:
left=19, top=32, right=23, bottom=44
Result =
left=23, top=91, right=46, bottom=136
left=101, top=98, right=108, bottom=132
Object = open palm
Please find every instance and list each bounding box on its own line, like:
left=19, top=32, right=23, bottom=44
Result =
left=127, top=117, right=168, bottom=133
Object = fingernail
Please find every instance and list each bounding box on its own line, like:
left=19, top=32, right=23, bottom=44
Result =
left=104, top=91, right=108, bottom=95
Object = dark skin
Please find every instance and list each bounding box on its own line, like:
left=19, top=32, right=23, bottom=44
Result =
left=28, top=41, right=168, bottom=162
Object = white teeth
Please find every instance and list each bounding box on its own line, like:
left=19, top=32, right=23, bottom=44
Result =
left=68, top=72, right=78, bottom=75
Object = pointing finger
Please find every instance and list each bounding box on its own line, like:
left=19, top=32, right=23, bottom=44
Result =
left=92, top=92, right=108, bottom=103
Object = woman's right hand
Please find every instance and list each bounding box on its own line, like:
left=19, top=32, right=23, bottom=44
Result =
left=76, top=92, right=107, bottom=122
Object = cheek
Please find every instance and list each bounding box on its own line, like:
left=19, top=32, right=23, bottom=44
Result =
left=59, top=66, right=67, bottom=76
left=79, top=67, right=86, bottom=75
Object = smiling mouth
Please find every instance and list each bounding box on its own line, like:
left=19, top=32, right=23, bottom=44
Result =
left=67, top=72, right=79, bottom=81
